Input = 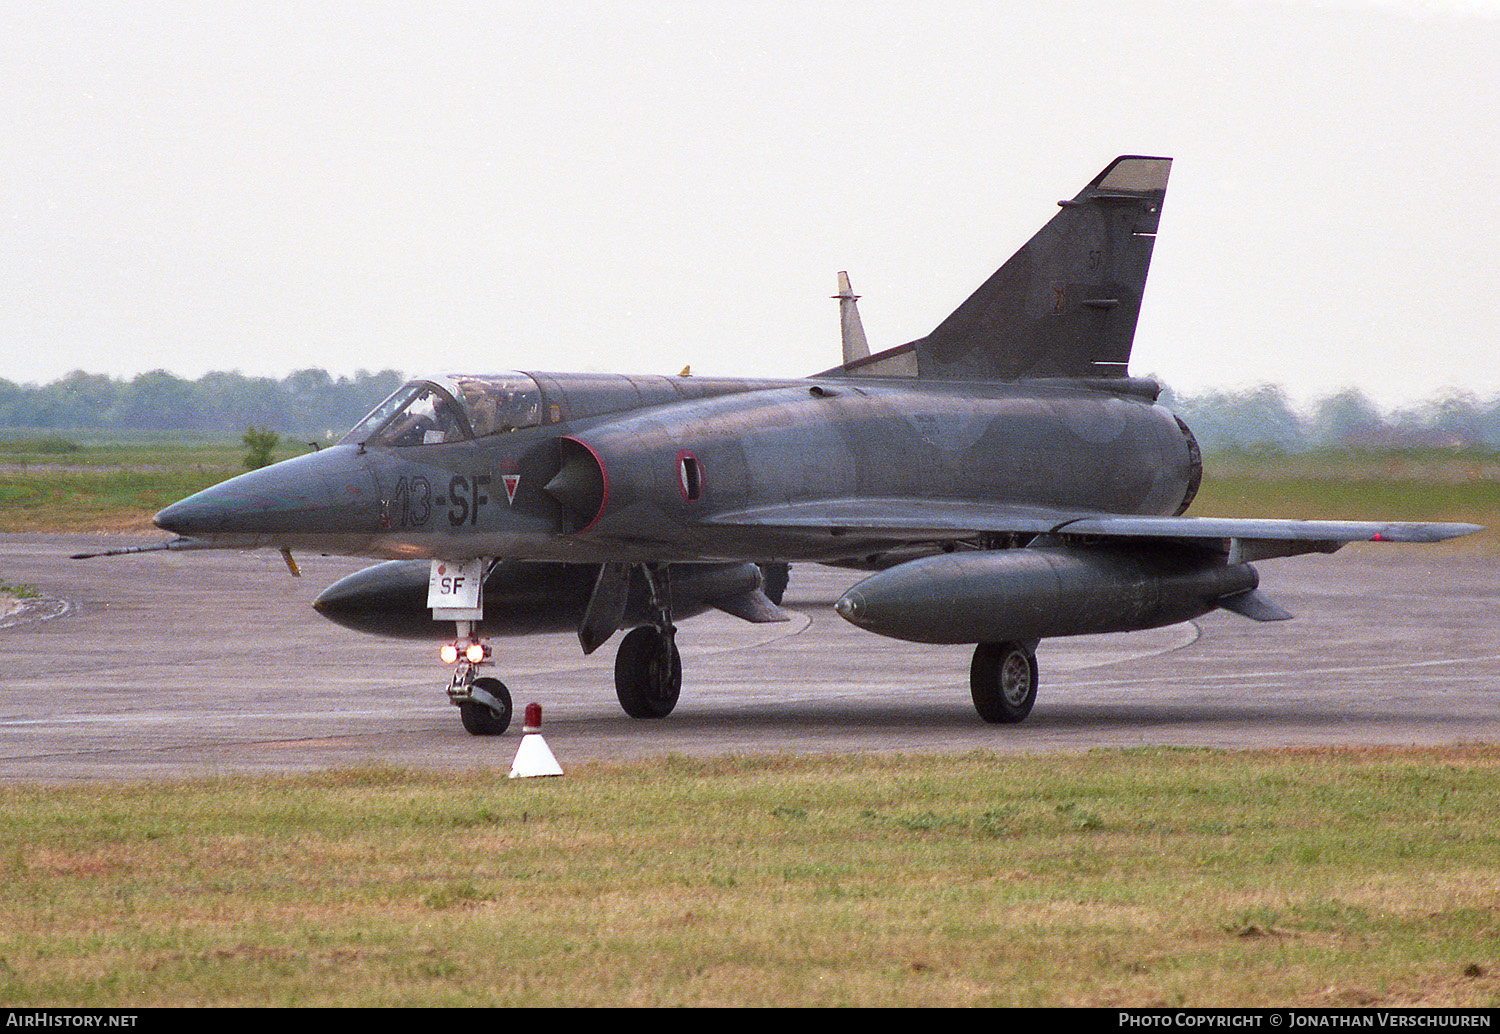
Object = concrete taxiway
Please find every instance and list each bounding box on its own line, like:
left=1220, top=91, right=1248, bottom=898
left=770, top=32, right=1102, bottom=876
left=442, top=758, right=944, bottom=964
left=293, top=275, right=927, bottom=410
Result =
left=0, top=533, right=1496, bottom=781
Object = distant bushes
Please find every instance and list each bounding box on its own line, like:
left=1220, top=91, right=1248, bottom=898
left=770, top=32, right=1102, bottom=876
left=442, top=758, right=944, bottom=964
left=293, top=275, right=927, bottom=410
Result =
left=1158, top=383, right=1500, bottom=453
left=10, top=434, right=81, bottom=454
left=0, top=368, right=405, bottom=440
left=242, top=426, right=281, bottom=470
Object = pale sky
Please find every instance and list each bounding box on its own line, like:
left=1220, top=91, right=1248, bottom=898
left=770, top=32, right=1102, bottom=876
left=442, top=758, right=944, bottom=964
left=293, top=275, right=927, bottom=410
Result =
left=3, top=0, right=1498, bottom=409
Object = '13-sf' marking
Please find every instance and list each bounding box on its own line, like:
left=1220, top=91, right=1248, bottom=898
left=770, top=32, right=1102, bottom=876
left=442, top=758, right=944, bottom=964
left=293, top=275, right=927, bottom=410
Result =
left=390, top=475, right=491, bottom=528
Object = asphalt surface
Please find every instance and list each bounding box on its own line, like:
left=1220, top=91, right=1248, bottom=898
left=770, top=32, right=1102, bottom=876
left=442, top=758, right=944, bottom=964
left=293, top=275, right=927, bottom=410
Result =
left=1, top=533, right=1496, bottom=781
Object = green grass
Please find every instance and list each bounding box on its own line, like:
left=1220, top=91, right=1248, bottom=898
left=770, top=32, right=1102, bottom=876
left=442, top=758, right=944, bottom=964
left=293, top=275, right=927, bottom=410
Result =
left=0, top=433, right=308, bottom=532
left=0, top=430, right=256, bottom=467
left=0, top=468, right=236, bottom=533
left=3, top=440, right=1493, bottom=1004
left=1186, top=449, right=1498, bottom=552
left=2, top=748, right=1499, bottom=1007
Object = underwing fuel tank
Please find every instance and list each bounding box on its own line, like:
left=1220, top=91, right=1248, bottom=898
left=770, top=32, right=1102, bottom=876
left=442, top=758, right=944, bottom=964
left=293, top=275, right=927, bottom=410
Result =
left=313, top=559, right=777, bottom=640
left=833, top=544, right=1258, bottom=645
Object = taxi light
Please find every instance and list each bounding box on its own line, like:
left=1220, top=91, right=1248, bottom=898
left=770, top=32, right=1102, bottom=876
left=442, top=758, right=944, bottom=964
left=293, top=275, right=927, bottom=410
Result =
left=465, top=642, right=487, bottom=664
left=440, top=644, right=459, bottom=664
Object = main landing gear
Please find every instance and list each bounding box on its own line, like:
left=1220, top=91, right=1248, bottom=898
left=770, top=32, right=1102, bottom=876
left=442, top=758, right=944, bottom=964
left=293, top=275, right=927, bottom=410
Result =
left=614, top=564, right=680, bottom=719
left=615, top=625, right=681, bottom=718
left=969, top=640, right=1039, bottom=724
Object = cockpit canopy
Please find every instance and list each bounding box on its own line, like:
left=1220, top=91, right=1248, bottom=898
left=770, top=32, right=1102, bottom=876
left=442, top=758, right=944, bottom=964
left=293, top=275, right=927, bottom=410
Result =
left=342, top=374, right=543, bottom=448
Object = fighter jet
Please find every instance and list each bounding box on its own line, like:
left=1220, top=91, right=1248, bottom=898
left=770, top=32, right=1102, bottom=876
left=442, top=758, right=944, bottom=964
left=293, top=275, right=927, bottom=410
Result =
left=122, top=156, right=1478, bottom=734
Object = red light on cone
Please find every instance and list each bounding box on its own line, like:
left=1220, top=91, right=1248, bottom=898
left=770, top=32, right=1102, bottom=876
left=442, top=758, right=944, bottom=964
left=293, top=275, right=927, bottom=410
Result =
left=510, top=702, right=563, bottom=779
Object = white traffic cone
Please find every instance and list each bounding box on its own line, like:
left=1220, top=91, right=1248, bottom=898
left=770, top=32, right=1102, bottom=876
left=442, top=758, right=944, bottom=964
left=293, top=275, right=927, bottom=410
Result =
left=509, top=702, right=563, bottom=778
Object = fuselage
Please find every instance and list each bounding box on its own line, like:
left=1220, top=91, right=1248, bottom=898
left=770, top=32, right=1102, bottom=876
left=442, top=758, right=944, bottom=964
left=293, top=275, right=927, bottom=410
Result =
left=153, top=371, right=1202, bottom=564
left=126, top=158, right=1485, bottom=735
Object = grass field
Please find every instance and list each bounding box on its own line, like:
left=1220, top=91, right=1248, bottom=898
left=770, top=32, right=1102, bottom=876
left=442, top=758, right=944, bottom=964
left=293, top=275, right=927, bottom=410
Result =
left=0, top=433, right=302, bottom=533
left=1195, top=449, right=1499, bottom=552
left=1, top=748, right=1498, bottom=1007
left=2, top=436, right=1496, bottom=1006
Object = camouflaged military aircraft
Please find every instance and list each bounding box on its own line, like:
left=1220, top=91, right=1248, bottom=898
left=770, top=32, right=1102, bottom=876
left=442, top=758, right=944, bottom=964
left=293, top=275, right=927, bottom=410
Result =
left=110, top=156, right=1479, bottom=735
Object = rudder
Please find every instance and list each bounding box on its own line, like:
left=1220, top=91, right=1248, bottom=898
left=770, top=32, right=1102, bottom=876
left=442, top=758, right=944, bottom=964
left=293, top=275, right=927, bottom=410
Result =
left=913, top=155, right=1170, bottom=381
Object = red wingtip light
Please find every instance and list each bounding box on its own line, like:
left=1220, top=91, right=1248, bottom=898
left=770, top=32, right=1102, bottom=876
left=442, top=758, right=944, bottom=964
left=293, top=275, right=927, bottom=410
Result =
left=1370, top=533, right=1386, bottom=542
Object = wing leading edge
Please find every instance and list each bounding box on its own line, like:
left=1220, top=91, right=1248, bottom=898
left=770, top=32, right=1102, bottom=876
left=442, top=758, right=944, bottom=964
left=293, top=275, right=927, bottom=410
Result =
left=705, top=498, right=1481, bottom=557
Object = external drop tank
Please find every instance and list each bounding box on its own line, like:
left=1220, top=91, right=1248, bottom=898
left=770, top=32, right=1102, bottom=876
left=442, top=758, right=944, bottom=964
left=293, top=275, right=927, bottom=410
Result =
left=834, top=543, right=1260, bottom=645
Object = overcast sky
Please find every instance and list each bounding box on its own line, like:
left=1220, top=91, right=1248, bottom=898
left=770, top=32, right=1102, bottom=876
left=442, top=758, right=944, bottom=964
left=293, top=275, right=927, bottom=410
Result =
left=3, top=0, right=1498, bottom=408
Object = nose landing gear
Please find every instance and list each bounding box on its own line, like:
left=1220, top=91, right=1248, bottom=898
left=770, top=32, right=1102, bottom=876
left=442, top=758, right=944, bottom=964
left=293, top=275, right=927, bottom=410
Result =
left=443, top=621, right=513, bottom=736
left=456, top=677, right=513, bottom=735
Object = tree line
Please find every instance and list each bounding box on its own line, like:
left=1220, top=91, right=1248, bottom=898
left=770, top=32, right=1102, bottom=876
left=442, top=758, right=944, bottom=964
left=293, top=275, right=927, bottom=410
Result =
left=0, top=368, right=405, bottom=440
left=1159, top=384, right=1500, bottom=453
left=1, top=368, right=1498, bottom=452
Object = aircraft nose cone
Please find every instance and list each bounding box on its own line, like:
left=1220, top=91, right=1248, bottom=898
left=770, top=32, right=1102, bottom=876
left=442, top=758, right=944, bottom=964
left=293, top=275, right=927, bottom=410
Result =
left=154, top=493, right=228, bottom=536
left=153, top=445, right=382, bottom=542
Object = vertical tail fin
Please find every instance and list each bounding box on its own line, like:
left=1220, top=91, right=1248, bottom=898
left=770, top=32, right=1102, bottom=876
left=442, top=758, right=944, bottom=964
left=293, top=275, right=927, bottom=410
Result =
left=914, top=156, right=1170, bottom=381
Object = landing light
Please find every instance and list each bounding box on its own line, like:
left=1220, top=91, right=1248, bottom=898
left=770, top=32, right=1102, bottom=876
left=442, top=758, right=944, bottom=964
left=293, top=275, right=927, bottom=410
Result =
left=440, top=641, right=491, bottom=665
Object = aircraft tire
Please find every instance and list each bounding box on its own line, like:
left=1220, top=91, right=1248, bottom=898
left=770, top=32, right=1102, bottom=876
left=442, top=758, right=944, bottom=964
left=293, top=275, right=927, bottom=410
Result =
left=458, top=677, right=513, bottom=735
left=615, top=626, right=681, bottom=719
left=970, top=641, right=1038, bottom=724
